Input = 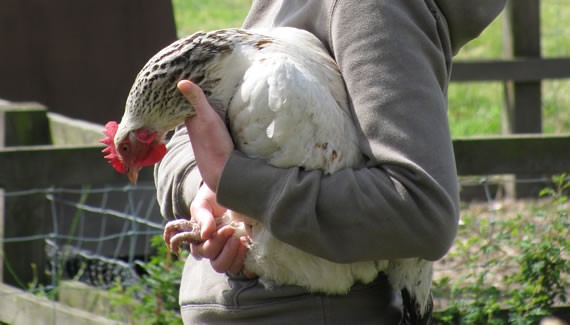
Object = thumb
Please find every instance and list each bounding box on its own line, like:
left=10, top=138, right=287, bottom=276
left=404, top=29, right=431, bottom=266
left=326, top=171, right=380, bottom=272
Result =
left=193, top=203, right=218, bottom=240
left=190, top=185, right=224, bottom=240
left=177, top=80, right=209, bottom=115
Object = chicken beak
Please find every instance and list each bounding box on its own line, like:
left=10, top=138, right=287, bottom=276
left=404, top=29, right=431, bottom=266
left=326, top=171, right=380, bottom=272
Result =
left=127, top=167, right=139, bottom=184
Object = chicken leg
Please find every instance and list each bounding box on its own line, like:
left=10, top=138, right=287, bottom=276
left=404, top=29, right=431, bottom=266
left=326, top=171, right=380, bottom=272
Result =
left=163, top=213, right=239, bottom=253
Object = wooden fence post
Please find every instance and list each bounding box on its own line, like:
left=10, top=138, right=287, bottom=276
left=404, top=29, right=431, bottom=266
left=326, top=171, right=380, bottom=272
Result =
left=502, top=0, right=545, bottom=197
left=0, top=101, right=52, bottom=287
left=503, top=0, right=542, bottom=133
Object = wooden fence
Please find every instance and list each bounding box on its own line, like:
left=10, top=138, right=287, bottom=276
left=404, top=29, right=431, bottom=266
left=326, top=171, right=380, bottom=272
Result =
left=0, top=103, right=157, bottom=288
left=452, top=0, right=545, bottom=134
left=451, top=0, right=570, bottom=196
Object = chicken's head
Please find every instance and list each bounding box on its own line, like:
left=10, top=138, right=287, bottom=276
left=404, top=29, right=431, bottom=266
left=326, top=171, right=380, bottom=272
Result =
left=100, top=30, right=252, bottom=183
left=101, top=121, right=166, bottom=184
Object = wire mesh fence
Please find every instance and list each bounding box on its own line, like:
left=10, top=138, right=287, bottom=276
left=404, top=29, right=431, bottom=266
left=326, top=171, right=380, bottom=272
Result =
left=2, top=185, right=162, bottom=290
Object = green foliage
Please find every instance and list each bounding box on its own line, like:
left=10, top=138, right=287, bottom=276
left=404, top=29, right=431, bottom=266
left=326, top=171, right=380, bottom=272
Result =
left=108, top=235, right=186, bottom=325
left=448, top=0, right=570, bottom=136
left=433, top=174, right=570, bottom=324
left=171, top=0, right=251, bottom=37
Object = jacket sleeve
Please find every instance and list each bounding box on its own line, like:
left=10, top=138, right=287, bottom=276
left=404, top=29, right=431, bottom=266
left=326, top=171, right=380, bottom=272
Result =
left=216, top=0, right=460, bottom=262
left=154, top=126, right=201, bottom=220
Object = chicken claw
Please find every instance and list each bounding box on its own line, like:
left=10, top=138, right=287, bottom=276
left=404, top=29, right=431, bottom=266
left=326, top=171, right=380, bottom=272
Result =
left=163, top=214, right=236, bottom=253
left=163, top=219, right=203, bottom=253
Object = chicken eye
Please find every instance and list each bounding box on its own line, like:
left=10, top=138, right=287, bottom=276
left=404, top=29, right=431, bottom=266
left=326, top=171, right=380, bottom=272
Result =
left=121, top=145, right=129, bottom=152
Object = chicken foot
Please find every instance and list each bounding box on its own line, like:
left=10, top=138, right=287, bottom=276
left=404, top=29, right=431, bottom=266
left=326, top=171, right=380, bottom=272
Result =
left=163, top=214, right=234, bottom=253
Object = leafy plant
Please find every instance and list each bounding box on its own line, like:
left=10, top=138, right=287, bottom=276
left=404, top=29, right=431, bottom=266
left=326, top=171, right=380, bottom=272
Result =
left=108, top=235, right=186, bottom=325
left=433, top=174, right=570, bottom=324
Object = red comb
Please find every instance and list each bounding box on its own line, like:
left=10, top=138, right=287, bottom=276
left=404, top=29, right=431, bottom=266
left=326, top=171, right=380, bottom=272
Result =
left=100, top=121, right=126, bottom=174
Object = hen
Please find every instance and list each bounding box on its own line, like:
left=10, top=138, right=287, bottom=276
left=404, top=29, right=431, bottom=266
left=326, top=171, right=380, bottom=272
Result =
left=101, top=27, right=432, bottom=315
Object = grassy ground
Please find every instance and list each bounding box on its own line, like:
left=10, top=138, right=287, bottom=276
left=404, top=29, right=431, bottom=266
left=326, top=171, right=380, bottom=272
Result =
left=170, top=1, right=570, bottom=136
left=171, top=0, right=251, bottom=37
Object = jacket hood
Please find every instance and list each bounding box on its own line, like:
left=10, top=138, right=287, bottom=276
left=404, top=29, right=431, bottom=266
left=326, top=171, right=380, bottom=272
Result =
left=436, top=0, right=507, bottom=54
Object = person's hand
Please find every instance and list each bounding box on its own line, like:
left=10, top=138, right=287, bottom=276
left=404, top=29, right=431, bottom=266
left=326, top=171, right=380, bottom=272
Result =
left=180, top=80, right=254, bottom=276
left=178, top=80, right=234, bottom=192
left=189, top=184, right=249, bottom=274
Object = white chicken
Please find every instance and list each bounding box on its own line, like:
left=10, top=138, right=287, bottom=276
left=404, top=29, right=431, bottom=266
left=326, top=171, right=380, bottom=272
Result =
left=101, top=27, right=432, bottom=315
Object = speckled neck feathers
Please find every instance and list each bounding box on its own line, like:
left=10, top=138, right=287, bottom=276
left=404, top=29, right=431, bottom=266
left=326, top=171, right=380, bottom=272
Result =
left=116, top=29, right=273, bottom=145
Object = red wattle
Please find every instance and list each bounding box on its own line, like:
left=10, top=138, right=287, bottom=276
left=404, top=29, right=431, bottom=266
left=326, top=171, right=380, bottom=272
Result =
left=139, top=142, right=167, bottom=167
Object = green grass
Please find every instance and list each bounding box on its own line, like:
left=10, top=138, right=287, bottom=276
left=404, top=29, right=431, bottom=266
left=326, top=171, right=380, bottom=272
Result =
left=171, top=0, right=251, bottom=37
left=171, top=0, right=570, bottom=137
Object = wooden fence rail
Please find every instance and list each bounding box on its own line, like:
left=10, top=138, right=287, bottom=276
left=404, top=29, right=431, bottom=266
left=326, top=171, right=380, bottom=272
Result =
left=1, top=135, right=569, bottom=190
left=451, top=58, right=570, bottom=82
left=0, top=145, right=153, bottom=189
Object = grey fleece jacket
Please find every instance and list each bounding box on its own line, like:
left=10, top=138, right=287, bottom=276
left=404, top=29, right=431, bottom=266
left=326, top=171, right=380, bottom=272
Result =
left=154, top=0, right=506, bottom=323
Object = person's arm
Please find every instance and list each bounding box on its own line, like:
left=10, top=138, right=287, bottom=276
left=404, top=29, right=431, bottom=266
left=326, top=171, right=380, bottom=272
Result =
left=153, top=124, right=201, bottom=220
left=216, top=1, right=459, bottom=262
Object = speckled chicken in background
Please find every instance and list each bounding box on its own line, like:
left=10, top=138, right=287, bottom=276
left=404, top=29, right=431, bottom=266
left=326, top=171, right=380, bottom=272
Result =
left=100, top=27, right=433, bottom=315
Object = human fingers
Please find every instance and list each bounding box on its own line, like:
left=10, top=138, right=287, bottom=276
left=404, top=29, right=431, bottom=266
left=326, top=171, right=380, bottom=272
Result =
left=189, top=186, right=220, bottom=240
left=226, top=236, right=251, bottom=274
left=190, top=200, right=218, bottom=240
left=190, top=225, right=235, bottom=260
left=177, top=80, right=211, bottom=116
left=209, top=235, right=247, bottom=274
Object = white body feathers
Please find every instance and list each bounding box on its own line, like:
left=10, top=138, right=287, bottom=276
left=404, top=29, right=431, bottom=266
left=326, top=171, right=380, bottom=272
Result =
left=219, top=28, right=433, bottom=314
